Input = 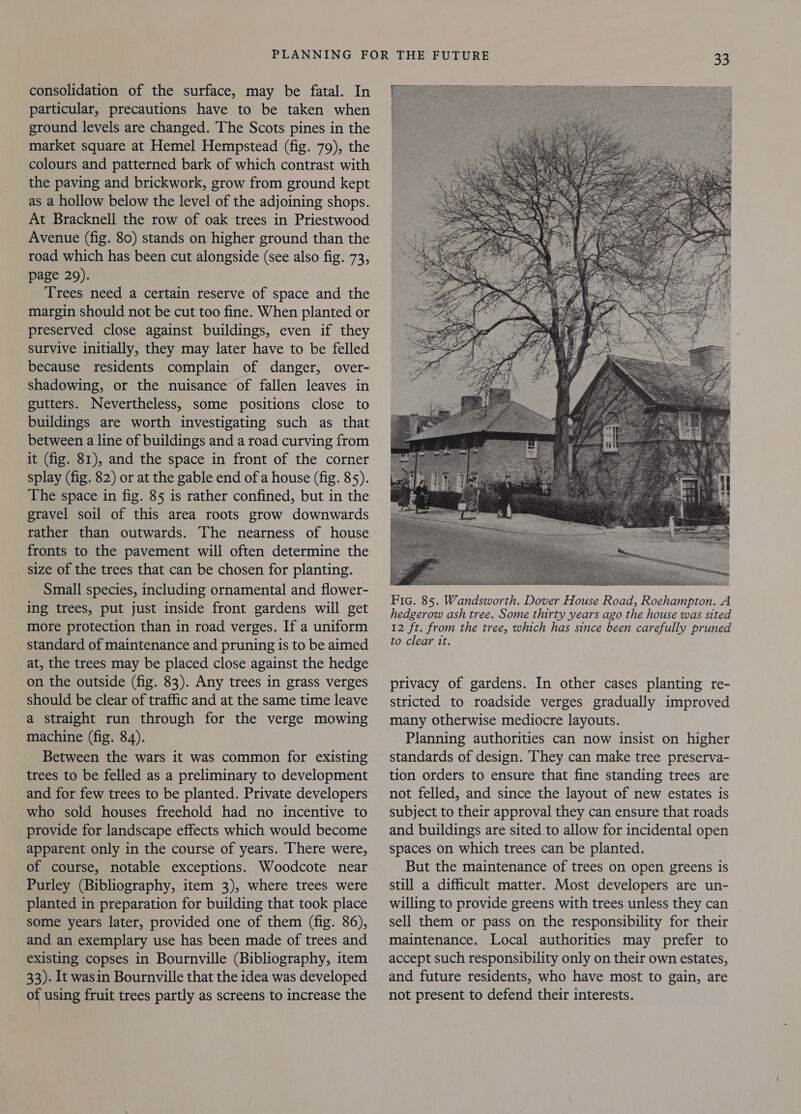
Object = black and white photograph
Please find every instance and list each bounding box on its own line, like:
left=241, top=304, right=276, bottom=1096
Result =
left=391, top=86, right=730, bottom=586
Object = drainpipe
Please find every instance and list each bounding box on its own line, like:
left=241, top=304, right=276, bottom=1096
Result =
left=465, top=441, right=472, bottom=506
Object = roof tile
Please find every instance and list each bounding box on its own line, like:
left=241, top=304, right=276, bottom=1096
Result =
left=611, top=355, right=730, bottom=410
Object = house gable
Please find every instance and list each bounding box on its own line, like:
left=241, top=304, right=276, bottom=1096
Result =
left=571, top=361, right=655, bottom=446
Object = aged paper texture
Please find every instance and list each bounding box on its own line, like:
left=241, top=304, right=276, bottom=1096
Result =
left=2, top=1, right=799, bottom=1112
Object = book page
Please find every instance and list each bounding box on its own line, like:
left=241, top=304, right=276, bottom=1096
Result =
left=3, top=1, right=798, bottom=1111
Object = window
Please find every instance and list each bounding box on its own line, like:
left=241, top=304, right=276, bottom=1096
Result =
left=459, top=438, right=467, bottom=454
left=602, top=422, right=619, bottom=453
left=526, top=439, right=538, bottom=459
left=443, top=444, right=451, bottom=455
left=678, top=411, right=702, bottom=440
left=399, top=452, right=408, bottom=462
left=441, top=473, right=449, bottom=491
left=430, top=473, right=438, bottom=491
left=456, top=473, right=464, bottom=492
left=719, top=474, right=731, bottom=507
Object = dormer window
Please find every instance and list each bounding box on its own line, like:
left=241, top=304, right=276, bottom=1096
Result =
left=678, top=411, right=702, bottom=440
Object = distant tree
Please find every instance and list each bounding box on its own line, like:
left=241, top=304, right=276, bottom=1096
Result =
left=423, top=399, right=450, bottom=419
left=409, top=119, right=707, bottom=498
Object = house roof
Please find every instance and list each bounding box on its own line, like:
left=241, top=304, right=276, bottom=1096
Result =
left=407, top=400, right=555, bottom=444
left=572, top=354, right=730, bottom=416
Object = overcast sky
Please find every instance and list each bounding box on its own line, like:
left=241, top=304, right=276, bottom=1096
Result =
left=392, top=85, right=731, bottom=418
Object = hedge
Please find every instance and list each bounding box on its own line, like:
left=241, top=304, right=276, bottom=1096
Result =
left=679, top=502, right=730, bottom=527
left=623, top=497, right=676, bottom=528
left=509, top=493, right=616, bottom=526
left=390, top=486, right=726, bottom=528
left=391, top=486, right=613, bottom=524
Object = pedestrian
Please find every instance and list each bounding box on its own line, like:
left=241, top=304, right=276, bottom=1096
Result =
left=398, top=477, right=410, bottom=511
left=460, top=478, right=478, bottom=520
left=497, top=475, right=513, bottom=519
left=414, top=481, right=429, bottom=514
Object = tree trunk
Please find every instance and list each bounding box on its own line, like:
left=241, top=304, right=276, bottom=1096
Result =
left=551, top=374, right=572, bottom=500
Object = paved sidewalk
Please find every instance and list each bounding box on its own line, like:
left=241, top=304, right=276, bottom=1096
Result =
left=393, top=506, right=729, bottom=577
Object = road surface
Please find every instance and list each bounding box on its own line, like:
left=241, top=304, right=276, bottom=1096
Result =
left=391, top=512, right=727, bottom=586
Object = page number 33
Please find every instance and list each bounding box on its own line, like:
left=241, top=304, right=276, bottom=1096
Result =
left=714, top=52, right=730, bottom=65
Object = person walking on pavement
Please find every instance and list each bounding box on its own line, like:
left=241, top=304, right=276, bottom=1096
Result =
left=497, top=476, right=513, bottom=519
left=414, top=481, right=429, bottom=514
left=398, top=477, right=410, bottom=511
left=461, top=478, right=478, bottom=520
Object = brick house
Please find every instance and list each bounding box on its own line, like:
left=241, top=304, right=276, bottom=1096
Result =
left=391, top=412, right=441, bottom=483
left=405, top=389, right=556, bottom=494
left=570, top=346, right=730, bottom=520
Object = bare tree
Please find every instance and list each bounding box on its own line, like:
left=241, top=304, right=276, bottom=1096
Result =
left=409, top=119, right=706, bottom=498
left=656, top=115, right=731, bottom=311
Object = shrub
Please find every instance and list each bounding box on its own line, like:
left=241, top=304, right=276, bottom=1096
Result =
left=680, top=502, right=730, bottom=526
left=622, top=497, right=676, bottom=528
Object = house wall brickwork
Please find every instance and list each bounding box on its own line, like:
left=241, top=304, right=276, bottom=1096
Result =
left=411, top=435, right=554, bottom=492
left=477, top=436, right=555, bottom=487
left=572, top=368, right=730, bottom=516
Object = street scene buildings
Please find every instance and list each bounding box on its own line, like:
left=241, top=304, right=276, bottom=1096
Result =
left=397, top=389, right=555, bottom=493
left=393, top=346, right=729, bottom=516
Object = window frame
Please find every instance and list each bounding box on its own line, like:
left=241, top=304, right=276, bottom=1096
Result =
left=602, top=421, right=619, bottom=453
left=719, top=473, right=731, bottom=508
left=678, top=410, right=702, bottom=440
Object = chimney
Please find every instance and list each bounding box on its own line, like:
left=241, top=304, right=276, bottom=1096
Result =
left=438, top=409, right=450, bottom=421
left=689, top=346, right=725, bottom=376
left=487, top=387, right=511, bottom=406
left=408, top=413, right=419, bottom=436
left=460, top=395, right=482, bottom=414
